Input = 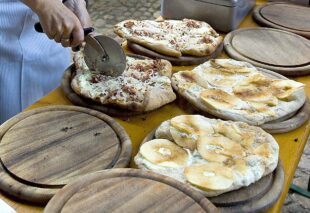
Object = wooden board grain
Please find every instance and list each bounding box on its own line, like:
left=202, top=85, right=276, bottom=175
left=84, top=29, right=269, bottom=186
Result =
left=174, top=68, right=309, bottom=133
left=224, top=28, right=310, bottom=76
left=253, top=2, right=310, bottom=39
left=44, top=168, right=218, bottom=213
left=0, top=106, right=132, bottom=204
left=127, top=41, right=224, bottom=66
left=141, top=130, right=284, bottom=213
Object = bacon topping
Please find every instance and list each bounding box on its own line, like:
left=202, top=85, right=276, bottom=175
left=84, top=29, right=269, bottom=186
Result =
left=122, top=85, right=137, bottom=95
left=124, top=21, right=134, bottom=28
left=186, top=20, right=201, bottom=28
left=202, top=36, right=212, bottom=44
left=90, top=75, right=104, bottom=83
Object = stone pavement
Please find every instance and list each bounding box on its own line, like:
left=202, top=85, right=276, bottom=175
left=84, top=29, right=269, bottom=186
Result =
left=88, top=0, right=161, bottom=37
left=87, top=0, right=309, bottom=212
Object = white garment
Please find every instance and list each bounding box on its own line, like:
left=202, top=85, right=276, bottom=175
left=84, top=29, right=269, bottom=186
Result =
left=0, top=1, right=70, bottom=123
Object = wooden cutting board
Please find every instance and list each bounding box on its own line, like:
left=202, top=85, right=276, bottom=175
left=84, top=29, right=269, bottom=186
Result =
left=44, top=168, right=218, bottom=213
left=126, top=41, right=224, bottom=66
left=175, top=68, right=309, bottom=133
left=141, top=130, right=284, bottom=213
left=0, top=106, right=132, bottom=204
left=224, top=28, right=310, bottom=76
left=253, top=2, right=310, bottom=39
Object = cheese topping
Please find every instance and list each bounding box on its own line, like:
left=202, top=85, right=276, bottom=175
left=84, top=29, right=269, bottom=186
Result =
left=203, top=171, right=216, bottom=177
left=158, top=147, right=172, bottom=156
left=72, top=50, right=174, bottom=110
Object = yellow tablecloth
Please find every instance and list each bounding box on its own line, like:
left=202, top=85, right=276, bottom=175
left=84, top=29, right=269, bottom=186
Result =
left=1, top=1, right=309, bottom=212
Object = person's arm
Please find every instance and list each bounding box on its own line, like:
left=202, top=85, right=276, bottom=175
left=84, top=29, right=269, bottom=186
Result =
left=22, top=0, right=92, bottom=47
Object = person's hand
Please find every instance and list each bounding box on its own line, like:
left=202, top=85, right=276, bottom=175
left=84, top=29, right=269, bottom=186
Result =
left=23, top=0, right=92, bottom=47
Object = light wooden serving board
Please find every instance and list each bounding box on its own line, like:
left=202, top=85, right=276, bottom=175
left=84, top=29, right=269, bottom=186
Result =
left=253, top=2, right=310, bottom=39
left=44, top=168, right=218, bottom=213
left=141, top=130, right=284, bottom=213
left=224, top=28, right=310, bottom=76
left=0, top=106, right=132, bottom=205
left=127, top=41, right=224, bottom=66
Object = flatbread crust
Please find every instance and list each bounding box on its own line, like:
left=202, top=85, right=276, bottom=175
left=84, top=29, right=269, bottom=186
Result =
left=71, top=50, right=176, bottom=112
left=114, top=19, right=223, bottom=57
left=172, top=59, right=306, bottom=125
left=135, top=115, right=279, bottom=197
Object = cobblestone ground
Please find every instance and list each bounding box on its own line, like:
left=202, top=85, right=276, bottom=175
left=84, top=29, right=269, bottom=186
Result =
left=88, top=0, right=161, bottom=37
left=88, top=1, right=309, bottom=211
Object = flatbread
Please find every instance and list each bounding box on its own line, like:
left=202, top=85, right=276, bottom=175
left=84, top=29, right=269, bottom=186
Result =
left=135, top=115, right=279, bottom=197
left=114, top=19, right=223, bottom=57
left=71, top=50, right=176, bottom=112
left=172, top=59, right=306, bottom=125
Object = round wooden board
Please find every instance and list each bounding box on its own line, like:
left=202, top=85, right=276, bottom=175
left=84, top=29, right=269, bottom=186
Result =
left=44, top=168, right=218, bottom=213
left=224, top=28, right=310, bottom=76
left=127, top=41, right=224, bottom=66
left=141, top=130, right=284, bottom=212
left=175, top=67, right=309, bottom=133
left=261, top=100, right=310, bottom=134
left=253, top=2, right=310, bottom=39
left=0, top=106, right=132, bottom=204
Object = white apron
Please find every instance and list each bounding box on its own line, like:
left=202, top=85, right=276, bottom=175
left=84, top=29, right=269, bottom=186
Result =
left=0, top=1, right=70, bottom=124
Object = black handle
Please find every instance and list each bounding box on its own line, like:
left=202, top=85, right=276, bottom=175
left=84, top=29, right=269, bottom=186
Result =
left=34, top=22, right=94, bottom=36
left=34, top=22, right=44, bottom=33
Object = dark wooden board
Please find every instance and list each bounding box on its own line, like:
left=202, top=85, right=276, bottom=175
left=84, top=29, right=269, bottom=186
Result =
left=253, top=2, right=310, bottom=39
left=0, top=106, right=132, bottom=205
left=141, top=130, right=284, bottom=212
left=261, top=100, right=310, bottom=134
left=224, top=28, right=310, bottom=76
left=127, top=41, right=224, bottom=66
left=44, top=168, right=218, bottom=213
left=175, top=68, right=308, bottom=133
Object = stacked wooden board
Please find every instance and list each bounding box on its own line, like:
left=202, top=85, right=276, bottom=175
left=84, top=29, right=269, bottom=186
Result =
left=44, top=169, right=218, bottom=213
left=253, top=2, right=310, bottom=39
left=0, top=106, right=131, bottom=204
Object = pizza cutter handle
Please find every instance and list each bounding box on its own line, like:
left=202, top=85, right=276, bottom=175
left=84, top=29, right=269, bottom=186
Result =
left=34, top=22, right=94, bottom=37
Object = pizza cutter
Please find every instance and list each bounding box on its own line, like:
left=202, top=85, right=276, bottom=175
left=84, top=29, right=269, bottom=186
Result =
left=34, top=23, right=126, bottom=77
left=83, top=32, right=126, bottom=77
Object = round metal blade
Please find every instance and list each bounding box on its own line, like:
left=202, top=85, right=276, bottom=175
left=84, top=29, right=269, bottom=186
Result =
left=84, top=35, right=126, bottom=77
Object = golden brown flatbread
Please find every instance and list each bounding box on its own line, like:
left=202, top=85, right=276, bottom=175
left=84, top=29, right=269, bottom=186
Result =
left=114, top=19, right=223, bottom=57
left=172, top=59, right=306, bottom=125
left=135, top=115, right=279, bottom=197
left=71, top=50, right=176, bottom=112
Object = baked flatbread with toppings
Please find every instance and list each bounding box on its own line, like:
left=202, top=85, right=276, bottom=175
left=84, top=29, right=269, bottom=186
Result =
left=71, top=50, right=176, bottom=112
left=114, top=19, right=223, bottom=57
left=135, top=115, right=279, bottom=197
left=172, top=59, right=306, bottom=125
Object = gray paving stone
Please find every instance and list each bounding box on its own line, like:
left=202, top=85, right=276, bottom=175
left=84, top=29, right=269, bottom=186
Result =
left=88, top=0, right=160, bottom=37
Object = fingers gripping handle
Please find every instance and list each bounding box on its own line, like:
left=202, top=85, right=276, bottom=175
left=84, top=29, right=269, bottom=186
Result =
left=34, top=22, right=94, bottom=37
